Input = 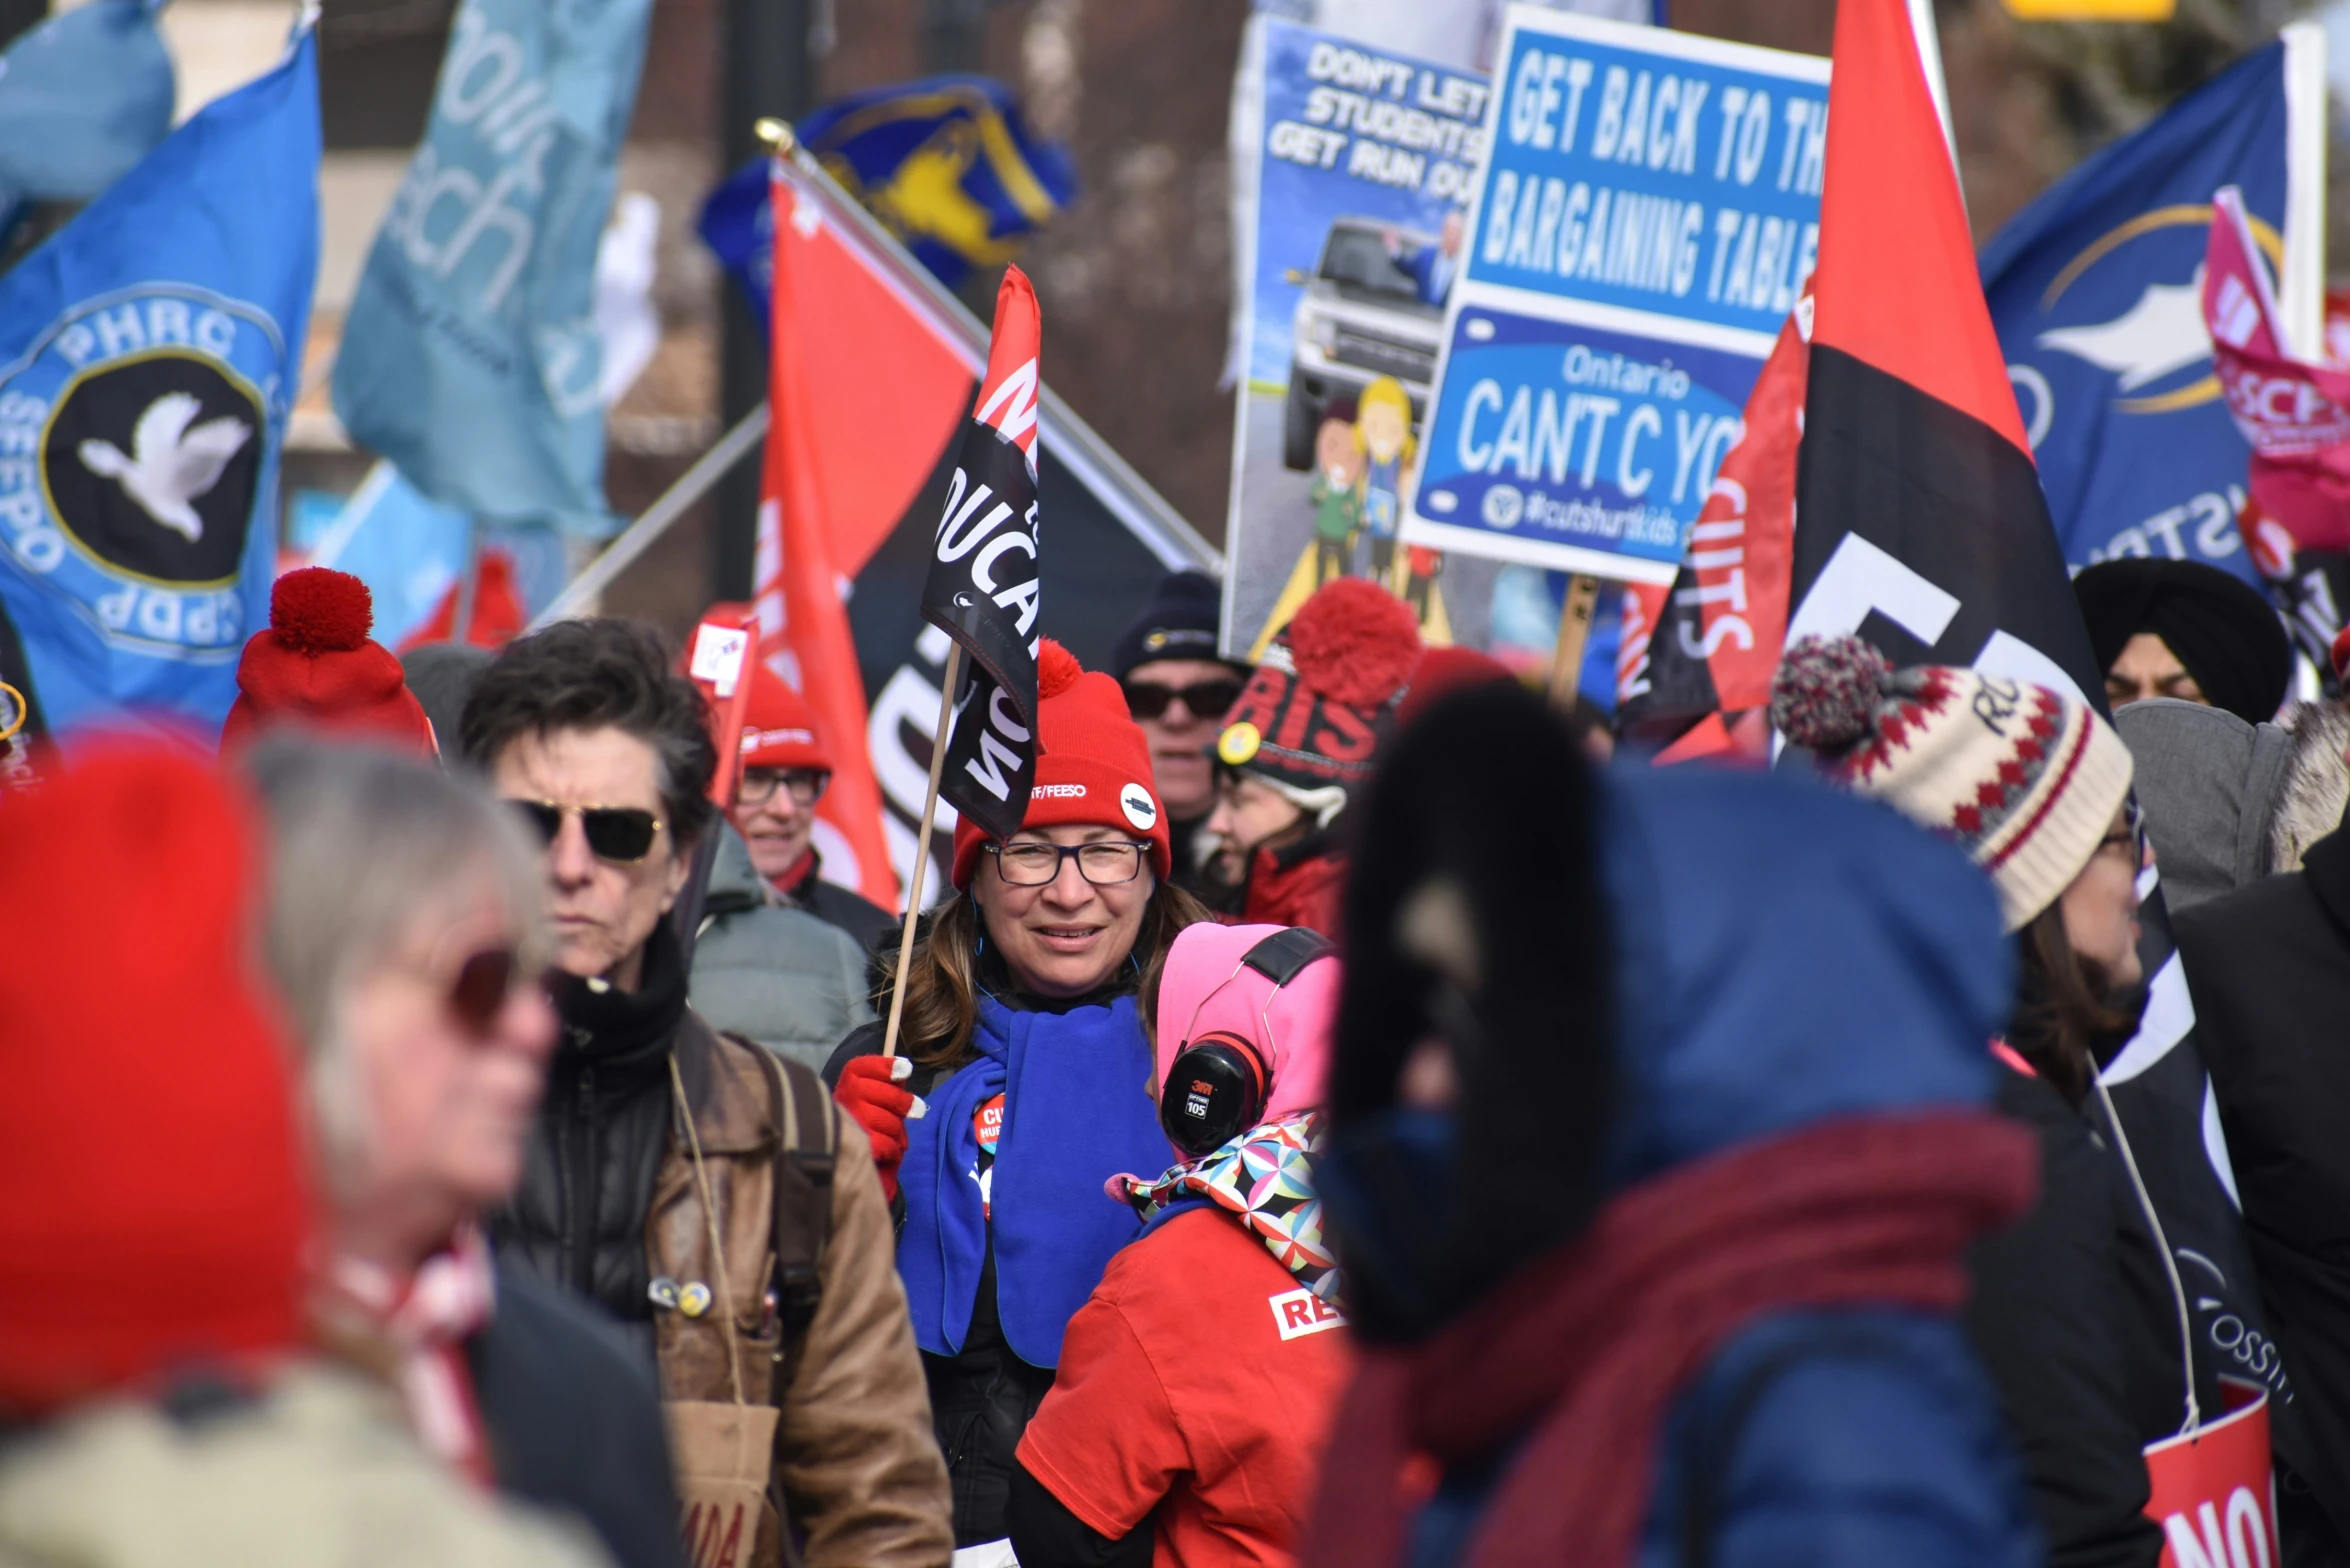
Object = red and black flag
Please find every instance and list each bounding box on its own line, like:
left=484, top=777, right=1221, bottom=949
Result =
left=1786, top=0, right=2099, bottom=700
left=924, top=267, right=1045, bottom=842
left=1792, top=0, right=2293, bottom=1461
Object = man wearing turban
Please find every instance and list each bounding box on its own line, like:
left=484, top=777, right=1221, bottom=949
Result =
left=2074, top=558, right=2292, bottom=725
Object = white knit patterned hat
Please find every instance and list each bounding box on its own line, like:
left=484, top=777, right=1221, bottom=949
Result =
left=1771, top=637, right=2134, bottom=932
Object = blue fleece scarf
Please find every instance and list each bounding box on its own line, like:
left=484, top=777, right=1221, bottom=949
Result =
left=899, top=993, right=1164, bottom=1367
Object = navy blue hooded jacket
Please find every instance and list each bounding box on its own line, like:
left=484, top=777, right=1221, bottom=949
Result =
left=1409, top=764, right=2045, bottom=1568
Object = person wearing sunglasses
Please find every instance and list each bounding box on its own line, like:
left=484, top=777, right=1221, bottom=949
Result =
left=1775, top=637, right=2223, bottom=1568
left=1110, top=569, right=1252, bottom=897
left=718, top=660, right=896, bottom=957
left=243, top=735, right=687, bottom=1568
left=826, top=640, right=1211, bottom=1561
left=461, top=619, right=952, bottom=1568
left=1, top=741, right=610, bottom=1568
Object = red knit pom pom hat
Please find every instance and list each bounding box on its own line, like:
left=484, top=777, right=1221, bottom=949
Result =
left=1215, top=579, right=1423, bottom=825
left=738, top=660, right=832, bottom=773
left=1770, top=636, right=2134, bottom=932
left=0, top=742, right=313, bottom=1414
left=951, top=640, right=1170, bottom=889
left=222, top=567, right=435, bottom=756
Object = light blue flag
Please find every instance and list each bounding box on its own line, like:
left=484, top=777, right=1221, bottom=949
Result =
left=0, top=22, right=318, bottom=743
left=332, top=0, right=653, bottom=540
left=309, top=463, right=474, bottom=649
left=0, top=0, right=175, bottom=209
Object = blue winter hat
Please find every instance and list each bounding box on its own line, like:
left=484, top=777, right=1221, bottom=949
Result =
left=1111, top=570, right=1238, bottom=681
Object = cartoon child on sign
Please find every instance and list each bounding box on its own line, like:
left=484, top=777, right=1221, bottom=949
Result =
left=1246, top=377, right=1452, bottom=661
left=1310, top=416, right=1361, bottom=588
left=1354, top=377, right=1414, bottom=586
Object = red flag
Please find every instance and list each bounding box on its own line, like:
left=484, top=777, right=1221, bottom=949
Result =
left=1787, top=0, right=2102, bottom=706
left=753, top=162, right=930, bottom=909
left=1616, top=290, right=1810, bottom=754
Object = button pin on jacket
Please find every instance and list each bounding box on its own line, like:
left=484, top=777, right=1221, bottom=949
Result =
left=679, top=1281, right=715, bottom=1319
left=649, top=1276, right=682, bottom=1311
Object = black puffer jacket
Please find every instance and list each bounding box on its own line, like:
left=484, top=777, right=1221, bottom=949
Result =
left=823, top=958, right=1136, bottom=1549
left=490, top=921, right=692, bottom=1357
left=2177, top=819, right=2350, bottom=1562
left=1965, top=1068, right=2214, bottom=1568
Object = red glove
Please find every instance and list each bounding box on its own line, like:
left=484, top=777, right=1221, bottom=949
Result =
left=835, top=1055, right=914, bottom=1203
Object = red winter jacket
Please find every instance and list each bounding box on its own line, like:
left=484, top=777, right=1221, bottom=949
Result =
left=1017, top=1206, right=1354, bottom=1568
left=1240, top=839, right=1346, bottom=938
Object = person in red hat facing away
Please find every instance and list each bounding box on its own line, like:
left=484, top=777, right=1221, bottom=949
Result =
left=0, top=742, right=602, bottom=1568
left=825, top=640, right=1212, bottom=1560
left=722, top=660, right=895, bottom=957
left=1205, top=580, right=1422, bottom=935
left=220, top=567, right=436, bottom=756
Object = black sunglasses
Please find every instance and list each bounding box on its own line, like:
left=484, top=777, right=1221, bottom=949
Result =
left=1123, top=678, right=1243, bottom=722
left=505, top=799, right=665, bottom=864
left=445, top=947, right=522, bottom=1038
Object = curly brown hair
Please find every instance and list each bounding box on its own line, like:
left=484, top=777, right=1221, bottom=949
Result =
left=879, top=878, right=1211, bottom=1075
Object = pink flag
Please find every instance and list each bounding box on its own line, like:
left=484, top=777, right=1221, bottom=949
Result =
left=2205, top=185, right=2350, bottom=551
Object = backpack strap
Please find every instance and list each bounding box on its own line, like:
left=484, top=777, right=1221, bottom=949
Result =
left=1679, top=1326, right=1917, bottom=1568
left=751, top=1047, right=837, bottom=1341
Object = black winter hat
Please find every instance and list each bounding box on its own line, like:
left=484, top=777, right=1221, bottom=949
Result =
left=1110, top=570, right=1237, bottom=681
left=1324, top=679, right=1615, bottom=1344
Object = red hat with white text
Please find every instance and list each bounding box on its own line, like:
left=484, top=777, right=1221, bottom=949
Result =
left=952, top=640, right=1170, bottom=889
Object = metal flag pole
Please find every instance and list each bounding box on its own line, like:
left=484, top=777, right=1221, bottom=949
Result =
left=878, top=643, right=964, bottom=1059
left=526, top=406, right=772, bottom=630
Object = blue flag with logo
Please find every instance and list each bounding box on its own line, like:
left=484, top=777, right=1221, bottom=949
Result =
left=333, top=0, right=652, bottom=541
left=0, top=23, right=317, bottom=743
left=790, top=76, right=1075, bottom=290
left=1982, top=41, right=2301, bottom=584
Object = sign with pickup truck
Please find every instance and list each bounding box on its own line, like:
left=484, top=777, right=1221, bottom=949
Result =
left=1221, top=18, right=1500, bottom=661
left=1405, top=9, right=1828, bottom=587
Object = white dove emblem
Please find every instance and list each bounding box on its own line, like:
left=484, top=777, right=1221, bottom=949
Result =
left=2036, top=267, right=2212, bottom=392
left=76, top=392, right=252, bottom=543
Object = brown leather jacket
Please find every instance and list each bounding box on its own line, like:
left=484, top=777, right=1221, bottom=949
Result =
left=650, top=1020, right=951, bottom=1568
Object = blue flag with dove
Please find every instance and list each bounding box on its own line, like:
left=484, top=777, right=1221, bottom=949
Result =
left=0, top=20, right=318, bottom=743
left=1982, top=40, right=2309, bottom=584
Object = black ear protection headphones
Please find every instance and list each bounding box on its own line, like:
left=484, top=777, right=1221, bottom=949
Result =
left=1159, top=927, right=1335, bottom=1157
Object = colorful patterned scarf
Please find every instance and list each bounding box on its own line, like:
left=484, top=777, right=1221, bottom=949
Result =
left=1110, top=1113, right=1338, bottom=1301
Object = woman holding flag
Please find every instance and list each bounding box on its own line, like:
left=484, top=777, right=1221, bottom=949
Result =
left=827, top=638, right=1209, bottom=1559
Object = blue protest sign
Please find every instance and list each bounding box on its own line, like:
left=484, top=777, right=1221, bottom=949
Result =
left=0, top=23, right=317, bottom=741
left=1406, top=13, right=1826, bottom=585
left=1981, top=36, right=2321, bottom=581
left=333, top=0, right=652, bottom=541
left=1220, top=20, right=1502, bottom=661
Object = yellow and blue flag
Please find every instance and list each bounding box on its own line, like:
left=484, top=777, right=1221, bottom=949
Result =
left=794, top=75, right=1076, bottom=289
left=1982, top=40, right=2310, bottom=583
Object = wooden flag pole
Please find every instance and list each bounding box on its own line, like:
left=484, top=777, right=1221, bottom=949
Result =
left=880, top=642, right=965, bottom=1059
left=1548, top=573, right=1603, bottom=709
